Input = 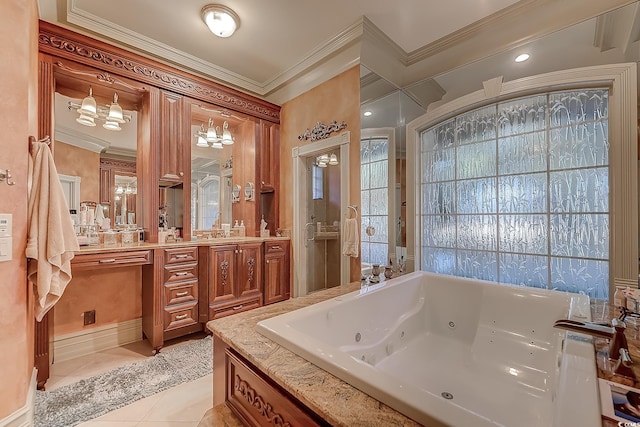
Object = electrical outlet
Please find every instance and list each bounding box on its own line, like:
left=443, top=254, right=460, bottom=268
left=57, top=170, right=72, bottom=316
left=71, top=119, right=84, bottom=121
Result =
left=83, top=310, right=96, bottom=326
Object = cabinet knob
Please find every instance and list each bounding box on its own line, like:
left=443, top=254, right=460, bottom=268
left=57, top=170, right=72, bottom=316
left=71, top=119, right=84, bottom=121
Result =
left=239, top=249, right=243, bottom=253
left=179, top=171, right=184, bottom=177
left=266, top=260, right=269, bottom=264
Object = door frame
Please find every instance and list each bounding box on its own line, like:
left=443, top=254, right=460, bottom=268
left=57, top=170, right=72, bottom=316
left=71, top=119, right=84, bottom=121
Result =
left=292, top=131, right=350, bottom=297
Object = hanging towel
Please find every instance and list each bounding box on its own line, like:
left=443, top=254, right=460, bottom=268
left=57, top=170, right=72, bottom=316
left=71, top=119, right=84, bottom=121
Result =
left=342, top=217, right=359, bottom=258
left=26, top=141, right=79, bottom=322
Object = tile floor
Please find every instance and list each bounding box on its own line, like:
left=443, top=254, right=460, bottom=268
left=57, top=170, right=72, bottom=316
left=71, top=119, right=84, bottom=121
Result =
left=45, top=333, right=213, bottom=427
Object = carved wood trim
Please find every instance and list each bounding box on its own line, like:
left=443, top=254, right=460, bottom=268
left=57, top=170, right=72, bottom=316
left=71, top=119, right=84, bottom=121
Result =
left=247, top=258, right=255, bottom=284
left=99, top=158, right=136, bottom=171
left=221, top=260, right=230, bottom=287
left=234, top=374, right=292, bottom=427
left=38, top=21, right=280, bottom=123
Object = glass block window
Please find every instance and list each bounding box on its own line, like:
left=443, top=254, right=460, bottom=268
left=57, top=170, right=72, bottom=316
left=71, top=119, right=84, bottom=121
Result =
left=312, top=164, right=323, bottom=200
left=420, top=89, right=609, bottom=299
left=361, top=137, right=389, bottom=265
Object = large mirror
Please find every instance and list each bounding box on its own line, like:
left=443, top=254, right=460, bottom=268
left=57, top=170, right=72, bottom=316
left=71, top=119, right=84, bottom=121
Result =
left=361, top=1, right=640, bottom=273
left=53, top=71, right=140, bottom=234
left=189, top=102, right=251, bottom=237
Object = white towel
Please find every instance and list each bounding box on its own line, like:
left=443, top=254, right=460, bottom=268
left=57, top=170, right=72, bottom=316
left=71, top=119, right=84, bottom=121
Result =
left=26, top=141, right=79, bottom=321
left=342, top=218, right=359, bottom=258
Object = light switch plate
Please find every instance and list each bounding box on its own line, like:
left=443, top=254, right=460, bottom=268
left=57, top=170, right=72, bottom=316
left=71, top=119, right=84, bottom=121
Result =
left=0, top=213, right=12, bottom=238
left=0, top=236, right=12, bottom=262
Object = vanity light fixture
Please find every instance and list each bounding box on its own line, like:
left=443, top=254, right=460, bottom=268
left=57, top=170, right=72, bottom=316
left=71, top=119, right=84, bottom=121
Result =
left=328, top=153, right=339, bottom=165
left=221, top=121, right=234, bottom=145
left=70, top=87, right=132, bottom=131
left=515, top=53, right=530, bottom=63
left=201, top=4, right=240, bottom=38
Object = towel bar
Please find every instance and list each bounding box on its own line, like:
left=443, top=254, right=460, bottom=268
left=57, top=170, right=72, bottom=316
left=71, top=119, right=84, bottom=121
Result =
left=0, top=169, right=15, bottom=186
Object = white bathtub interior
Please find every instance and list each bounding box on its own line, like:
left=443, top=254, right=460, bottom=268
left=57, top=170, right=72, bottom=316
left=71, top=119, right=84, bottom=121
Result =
left=256, top=271, right=599, bottom=427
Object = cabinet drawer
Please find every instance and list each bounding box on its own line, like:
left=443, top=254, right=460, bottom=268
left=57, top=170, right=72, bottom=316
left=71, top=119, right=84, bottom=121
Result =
left=210, top=297, right=261, bottom=320
left=164, top=262, right=198, bottom=283
left=163, top=301, right=198, bottom=331
left=164, top=280, right=197, bottom=306
left=72, top=250, right=151, bottom=270
left=164, top=247, right=198, bottom=265
left=226, top=349, right=324, bottom=427
left=265, top=241, right=287, bottom=254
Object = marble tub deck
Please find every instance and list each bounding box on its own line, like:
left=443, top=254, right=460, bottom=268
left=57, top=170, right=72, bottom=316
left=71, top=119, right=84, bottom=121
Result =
left=205, top=282, right=638, bottom=427
left=207, top=281, right=421, bottom=427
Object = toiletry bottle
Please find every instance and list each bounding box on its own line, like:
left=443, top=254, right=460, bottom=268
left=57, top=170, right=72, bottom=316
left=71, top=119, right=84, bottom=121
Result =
left=239, top=220, right=246, bottom=237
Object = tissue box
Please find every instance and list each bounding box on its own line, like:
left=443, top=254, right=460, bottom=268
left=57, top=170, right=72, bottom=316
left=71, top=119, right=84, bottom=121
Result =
left=260, top=229, right=270, bottom=237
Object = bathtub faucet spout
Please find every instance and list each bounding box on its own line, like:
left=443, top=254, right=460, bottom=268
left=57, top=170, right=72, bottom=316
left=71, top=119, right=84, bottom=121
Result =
left=553, top=318, right=630, bottom=362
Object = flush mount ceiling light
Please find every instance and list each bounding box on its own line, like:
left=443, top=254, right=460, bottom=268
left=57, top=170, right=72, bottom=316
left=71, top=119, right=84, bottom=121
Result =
left=363, top=111, right=372, bottom=117
left=515, top=53, right=530, bottom=63
left=201, top=4, right=240, bottom=38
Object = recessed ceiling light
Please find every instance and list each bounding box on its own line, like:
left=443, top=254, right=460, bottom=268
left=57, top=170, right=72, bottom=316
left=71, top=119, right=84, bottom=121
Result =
left=201, top=4, right=240, bottom=38
left=363, top=111, right=372, bottom=117
left=515, top=53, right=530, bottom=63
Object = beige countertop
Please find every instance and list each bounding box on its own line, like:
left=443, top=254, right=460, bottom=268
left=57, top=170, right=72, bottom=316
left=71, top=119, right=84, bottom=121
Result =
left=206, top=281, right=421, bottom=427
left=74, top=236, right=290, bottom=255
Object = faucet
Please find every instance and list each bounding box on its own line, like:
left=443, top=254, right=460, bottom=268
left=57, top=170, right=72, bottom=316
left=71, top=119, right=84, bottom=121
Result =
left=554, top=318, right=628, bottom=359
left=554, top=318, right=635, bottom=380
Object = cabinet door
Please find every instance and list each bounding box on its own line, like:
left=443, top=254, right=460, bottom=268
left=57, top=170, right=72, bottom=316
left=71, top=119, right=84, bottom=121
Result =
left=264, top=242, right=290, bottom=305
left=208, top=245, right=237, bottom=305
left=159, top=90, right=184, bottom=182
left=99, top=167, right=111, bottom=204
left=259, top=121, right=279, bottom=192
left=237, top=242, right=263, bottom=301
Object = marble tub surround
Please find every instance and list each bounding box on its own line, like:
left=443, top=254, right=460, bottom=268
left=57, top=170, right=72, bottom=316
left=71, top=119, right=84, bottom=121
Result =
left=208, top=281, right=422, bottom=427
left=209, top=282, right=640, bottom=427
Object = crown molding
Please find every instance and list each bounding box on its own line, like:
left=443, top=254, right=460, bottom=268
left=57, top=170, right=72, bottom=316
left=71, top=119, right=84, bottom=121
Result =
left=55, top=125, right=110, bottom=153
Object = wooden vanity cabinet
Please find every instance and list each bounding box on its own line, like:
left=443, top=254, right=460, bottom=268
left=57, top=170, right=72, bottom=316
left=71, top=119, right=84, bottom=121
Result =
left=143, top=246, right=201, bottom=352
left=201, top=242, right=263, bottom=320
left=258, top=121, right=280, bottom=193
left=264, top=240, right=290, bottom=305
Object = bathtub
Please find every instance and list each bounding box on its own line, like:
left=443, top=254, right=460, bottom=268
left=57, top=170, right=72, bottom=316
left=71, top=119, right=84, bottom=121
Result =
left=256, top=271, right=600, bottom=427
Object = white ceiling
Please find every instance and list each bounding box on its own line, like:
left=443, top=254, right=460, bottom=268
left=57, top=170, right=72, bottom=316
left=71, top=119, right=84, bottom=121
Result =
left=41, top=0, right=640, bottom=153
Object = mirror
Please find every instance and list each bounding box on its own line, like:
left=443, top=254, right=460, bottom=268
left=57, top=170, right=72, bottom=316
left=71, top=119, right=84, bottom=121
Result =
left=53, top=72, right=140, bottom=233
left=190, top=103, right=240, bottom=234
left=360, top=66, right=426, bottom=271
left=244, top=182, right=254, bottom=201
left=361, top=2, right=640, bottom=272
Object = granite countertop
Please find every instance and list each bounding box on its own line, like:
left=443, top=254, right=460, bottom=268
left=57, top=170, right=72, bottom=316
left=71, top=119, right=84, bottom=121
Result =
left=207, top=281, right=422, bottom=427
left=74, top=236, right=289, bottom=255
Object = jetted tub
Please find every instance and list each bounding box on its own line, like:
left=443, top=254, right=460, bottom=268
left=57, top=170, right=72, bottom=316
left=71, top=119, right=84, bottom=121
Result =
left=256, top=271, right=600, bottom=427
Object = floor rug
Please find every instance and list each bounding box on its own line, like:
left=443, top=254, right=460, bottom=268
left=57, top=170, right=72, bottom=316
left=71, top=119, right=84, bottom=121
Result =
left=34, top=335, right=213, bottom=427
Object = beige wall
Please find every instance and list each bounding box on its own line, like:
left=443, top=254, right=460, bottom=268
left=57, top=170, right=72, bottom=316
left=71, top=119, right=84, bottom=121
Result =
left=54, top=268, right=142, bottom=336
left=0, top=0, right=38, bottom=418
left=54, top=142, right=101, bottom=203
left=280, top=66, right=361, bottom=281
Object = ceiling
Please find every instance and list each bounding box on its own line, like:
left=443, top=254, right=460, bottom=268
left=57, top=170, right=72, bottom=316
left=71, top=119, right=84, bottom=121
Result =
left=41, top=0, right=640, bottom=153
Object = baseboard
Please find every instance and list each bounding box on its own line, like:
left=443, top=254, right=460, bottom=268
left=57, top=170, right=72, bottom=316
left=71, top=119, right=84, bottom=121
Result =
left=53, top=318, right=142, bottom=363
left=0, top=368, right=36, bottom=427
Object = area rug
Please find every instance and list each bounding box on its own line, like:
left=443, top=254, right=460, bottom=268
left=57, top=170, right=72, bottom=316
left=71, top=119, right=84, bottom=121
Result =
left=34, top=335, right=213, bottom=427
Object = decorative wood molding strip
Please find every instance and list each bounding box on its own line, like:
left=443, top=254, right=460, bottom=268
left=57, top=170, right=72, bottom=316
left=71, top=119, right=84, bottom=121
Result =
left=298, top=121, right=347, bottom=142
left=234, top=374, right=292, bottom=427
left=99, top=157, right=136, bottom=171
left=54, top=60, right=146, bottom=92
left=221, top=260, right=230, bottom=287
left=38, top=21, right=280, bottom=123
left=247, top=258, right=255, bottom=283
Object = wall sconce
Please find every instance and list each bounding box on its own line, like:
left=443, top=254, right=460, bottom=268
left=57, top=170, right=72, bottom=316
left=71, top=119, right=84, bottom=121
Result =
left=231, top=184, right=241, bottom=203
left=244, top=182, right=254, bottom=201
left=69, top=87, right=132, bottom=131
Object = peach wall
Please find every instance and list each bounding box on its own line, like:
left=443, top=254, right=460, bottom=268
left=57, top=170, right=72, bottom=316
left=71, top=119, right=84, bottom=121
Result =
left=54, top=142, right=100, bottom=203
left=54, top=267, right=142, bottom=336
left=0, top=0, right=38, bottom=419
left=280, top=66, right=361, bottom=281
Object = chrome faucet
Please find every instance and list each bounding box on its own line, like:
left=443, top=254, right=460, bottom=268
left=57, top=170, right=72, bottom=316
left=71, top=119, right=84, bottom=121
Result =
left=554, top=318, right=627, bottom=359
left=554, top=318, right=635, bottom=380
